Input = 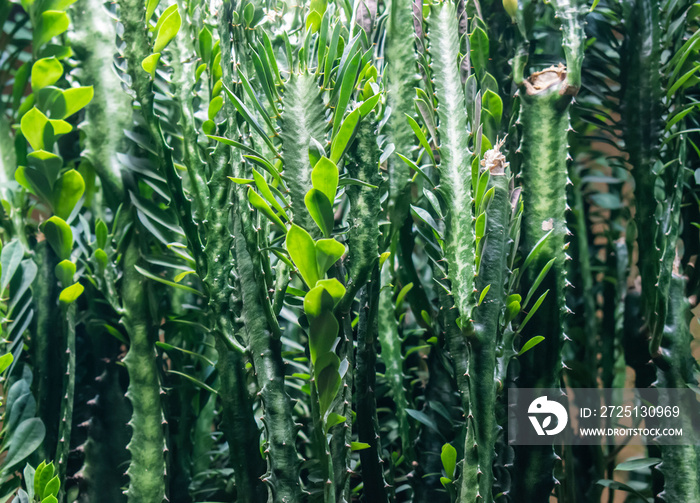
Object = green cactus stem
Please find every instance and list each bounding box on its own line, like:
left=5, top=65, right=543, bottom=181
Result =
left=71, top=0, right=131, bottom=204
left=513, top=65, right=573, bottom=502
left=377, top=263, right=415, bottom=463
left=32, top=242, right=63, bottom=462
left=621, top=0, right=664, bottom=356
left=121, top=235, right=167, bottom=503
left=470, top=145, right=511, bottom=503
left=655, top=273, right=700, bottom=502
left=55, top=302, right=76, bottom=503
left=356, top=265, right=388, bottom=502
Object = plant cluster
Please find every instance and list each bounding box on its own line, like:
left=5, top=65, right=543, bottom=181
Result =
left=0, top=0, right=698, bottom=501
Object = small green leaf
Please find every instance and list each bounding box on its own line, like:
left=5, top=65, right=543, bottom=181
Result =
left=504, top=300, right=521, bottom=325
left=146, top=0, right=160, bottom=21
left=324, top=413, right=346, bottom=433
left=26, top=150, right=62, bottom=187
left=248, top=188, right=285, bottom=230
left=350, top=442, right=371, bottom=451
left=395, top=282, right=413, bottom=311
left=35, top=11, right=70, bottom=47
left=482, top=89, right=503, bottom=124
left=311, top=157, right=339, bottom=203
left=307, top=314, right=338, bottom=364
left=614, top=457, right=661, bottom=471
left=440, top=477, right=453, bottom=488
left=42, top=216, right=73, bottom=260
left=2, top=418, right=45, bottom=472
left=315, top=278, right=346, bottom=306
left=330, top=109, right=361, bottom=164
left=469, top=27, right=489, bottom=76
left=54, top=259, right=75, bottom=286
left=141, top=53, right=161, bottom=78
left=61, top=86, right=93, bottom=118
left=523, top=258, right=555, bottom=308
left=0, top=354, right=13, bottom=374
left=305, top=189, right=334, bottom=237
left=441, top=443, right=457, bottom=478
left=286, top=225, right=320, bottom=287
left=59, top=282, right=83, bottom=304
left=518, top=335, right=545, bottom=356
left=303, top=283, right=335, bottom=319
left=208, top=95, right=223, bottom=120
left=153, top=7, right=181, bottom=53
left=519, top=290, right=548, bottom=331
left=95, top=219, right=108, bottom=249
left=252, top=169, right=288, bottom=219
left=406, top=114, right=435, bottom=164
left=478, top=284, right=491, bottom=306
left=315, top=238, right=345, bottom=277
left=31, top=58, right=63, bottom=91
left=21, top=107, right=51, bottom=151
left=43, top=475, right=60, bottom=498
left=315, top=352, right=341, bottom=414
left=52, top=169, right=85, bottom=220
left=134, top=265, right=204, bottom=296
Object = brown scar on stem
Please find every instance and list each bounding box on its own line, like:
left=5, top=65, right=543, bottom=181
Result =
left=522, top=63, right=578, bottom=97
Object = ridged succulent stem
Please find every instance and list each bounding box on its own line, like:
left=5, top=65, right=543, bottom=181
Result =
left=377, top=263, right=415, bottom=463
left=232, top=209, right=302, bottom=501
left=471, top=158, right=510, bottom=503
left=513, top=67, right=573, bottom=502
left=279, top=73, right=325, bottom=233
left=122, top=234, right=167, bottom=503
left=55, top=303, right=76, bottom=503
left=655, top=274, right=700, bottom=502
left=356, top=265, right=388, bottom=502
left=426, top=3, right=479, bottom=499
left=621, top=0, right=663, bottom=356
left=170, top=1, right=209, bottom=222
left=72, top=0, right=131, bottom=203
left=117, top=0, right=204, bottom=272
left=32, top=242, right=62, bottom=461
left=385, top=0, right=418, bottom=223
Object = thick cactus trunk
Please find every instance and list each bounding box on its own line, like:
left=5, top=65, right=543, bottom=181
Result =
left=655, top=274, right=700, bottom=502
left=122, top=235, right=167, bottom=503
left=471, top=150, right=510, bottom=503
left=513, top=66, right=573, bottom=502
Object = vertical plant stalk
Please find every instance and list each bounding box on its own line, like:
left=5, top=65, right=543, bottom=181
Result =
left=81, top=364, right=130, bottom=503
left=116, top=0, right=204, bottom=272
left=470, top=148, right=510, bottom=503
left=121, top=234, right=167, bottom=503
left=208, top=155, right=267, bottom=500
left=655, top=273, right=700, bottom=502
left=169, top=0, right=209, bottom=222
left=32, top=241, right=63, bottom=461
left=218, top=5, right=302, bottom=499
left=231, top=210, right=302, bottom=501
left=71, top=0, right=131, bottom=203
left=427, top=0, right=475, bottom=331
left=621, top=0, right=664, bottom=355
left=55, top=303, right=76, bottom=503
left=425, top=2, right=478, bottom=499
left=356, top=265, right=388, bottom=502
left=377, top=264, right=415, bottom=463
left=513, top=66, right=573, bottom=502
left=279, top=73, right=326, bottom=234
left=385, top=0, right=418, bottom=222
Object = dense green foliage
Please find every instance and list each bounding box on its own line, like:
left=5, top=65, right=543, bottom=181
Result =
left=0, top=0, right=698, bottom=501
